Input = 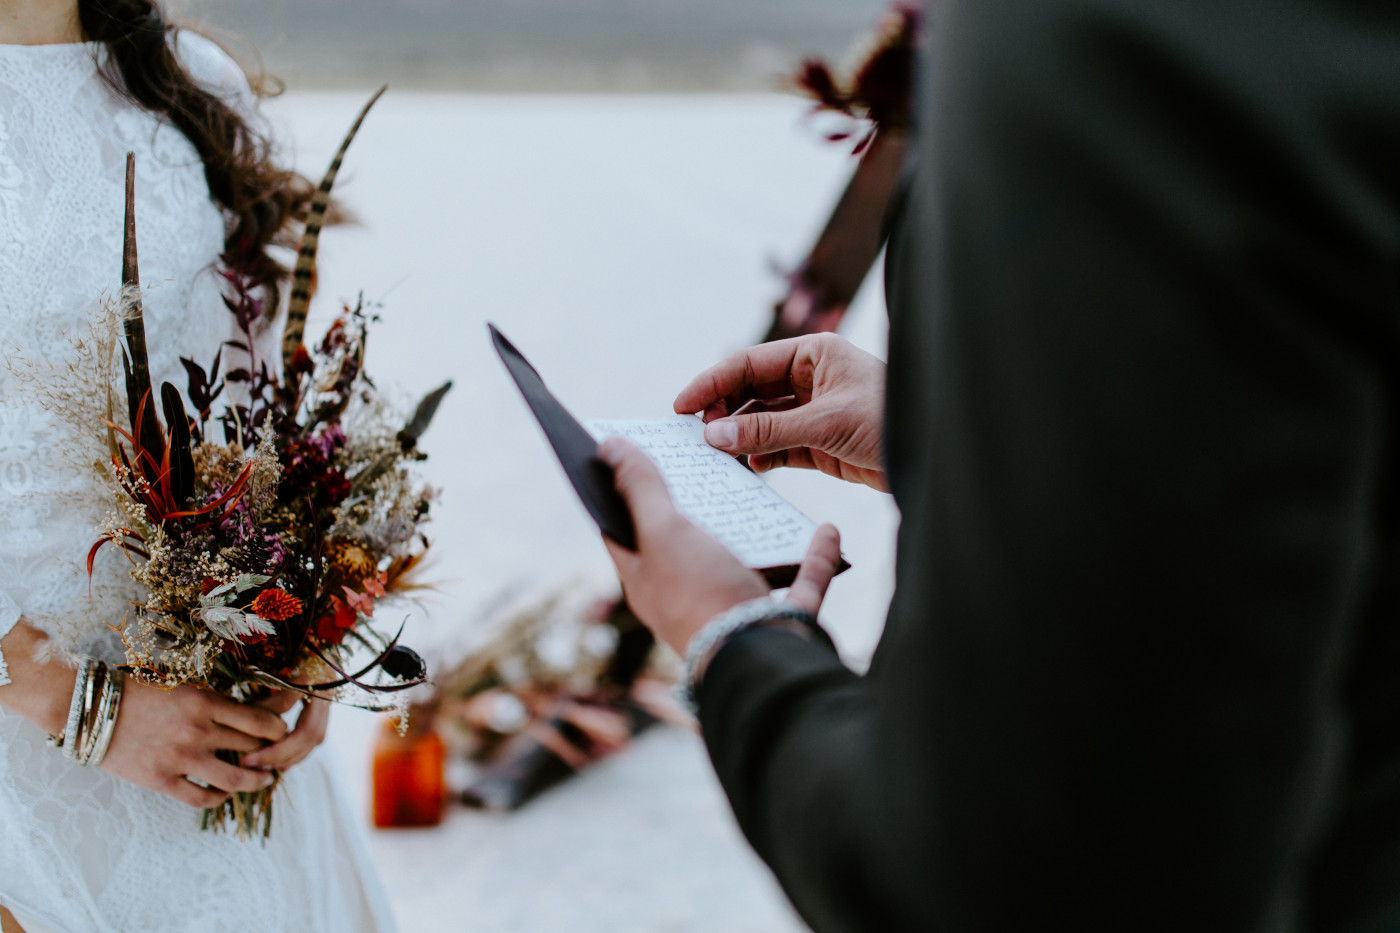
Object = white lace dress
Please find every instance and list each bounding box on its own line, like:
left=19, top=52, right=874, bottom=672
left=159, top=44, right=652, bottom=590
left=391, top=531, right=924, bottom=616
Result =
left=0, top=35, right=396, bottom=933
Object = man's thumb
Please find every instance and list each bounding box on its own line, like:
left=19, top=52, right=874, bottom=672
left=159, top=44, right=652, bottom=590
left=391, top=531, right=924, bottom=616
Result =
left=704, top=408, right=811, bottom=456
left=599, top=436, right=673, bottom=519
left=787, top=523, right=842, bottom=615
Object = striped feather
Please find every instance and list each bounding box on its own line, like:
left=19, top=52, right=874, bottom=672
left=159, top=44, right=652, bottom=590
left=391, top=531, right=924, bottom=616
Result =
left=281, top=85, right=387, bottom=379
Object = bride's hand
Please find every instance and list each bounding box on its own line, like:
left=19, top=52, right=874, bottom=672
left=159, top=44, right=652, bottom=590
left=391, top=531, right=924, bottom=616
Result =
left=241, top=693, right=331, bottom=773
left=99, top=681, right=288, bottom=808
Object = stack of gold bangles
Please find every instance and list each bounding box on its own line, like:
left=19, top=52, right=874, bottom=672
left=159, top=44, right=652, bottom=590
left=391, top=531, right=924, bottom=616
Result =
left=47, top=659, right=125, bottom=767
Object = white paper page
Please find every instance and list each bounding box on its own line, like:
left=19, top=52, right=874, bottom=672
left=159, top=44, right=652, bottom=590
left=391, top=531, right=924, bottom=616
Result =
left=587, top=416, right=816, bottom=570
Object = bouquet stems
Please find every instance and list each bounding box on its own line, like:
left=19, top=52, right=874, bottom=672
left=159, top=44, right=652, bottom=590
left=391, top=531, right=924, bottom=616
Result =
left=201, top=749, right=278, bottom=841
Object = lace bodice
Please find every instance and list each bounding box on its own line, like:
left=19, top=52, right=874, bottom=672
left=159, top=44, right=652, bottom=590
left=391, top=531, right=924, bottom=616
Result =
left=0, top=34, right=248, bottom=665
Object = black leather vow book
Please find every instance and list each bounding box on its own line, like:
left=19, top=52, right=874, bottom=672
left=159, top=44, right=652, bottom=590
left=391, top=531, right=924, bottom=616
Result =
left=488, top=324, right=637, bottom=550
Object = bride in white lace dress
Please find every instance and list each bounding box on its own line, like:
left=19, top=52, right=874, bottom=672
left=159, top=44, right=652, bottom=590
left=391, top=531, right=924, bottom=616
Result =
left=0, top=1, right=396, bottom=931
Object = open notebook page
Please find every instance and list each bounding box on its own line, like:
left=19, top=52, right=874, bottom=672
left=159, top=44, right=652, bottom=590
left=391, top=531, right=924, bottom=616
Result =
left=587, top=416, right=817, bottom=571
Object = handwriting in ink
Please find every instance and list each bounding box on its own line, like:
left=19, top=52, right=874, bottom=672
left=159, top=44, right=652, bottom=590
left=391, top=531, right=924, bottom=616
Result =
left=587, top=416, right=816, bottom=569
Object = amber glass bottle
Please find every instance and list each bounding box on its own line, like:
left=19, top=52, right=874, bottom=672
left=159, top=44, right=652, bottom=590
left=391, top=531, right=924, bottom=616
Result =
left=371, top=713, right=446, bottom=828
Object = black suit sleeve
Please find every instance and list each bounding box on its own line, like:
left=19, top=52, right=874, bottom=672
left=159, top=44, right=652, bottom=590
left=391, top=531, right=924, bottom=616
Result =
left=698, top=2, right=1400, bottom=931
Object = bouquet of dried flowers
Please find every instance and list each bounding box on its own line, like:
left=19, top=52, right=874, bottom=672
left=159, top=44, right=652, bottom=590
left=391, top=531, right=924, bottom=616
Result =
left=88, top=90, right=444, bottom=838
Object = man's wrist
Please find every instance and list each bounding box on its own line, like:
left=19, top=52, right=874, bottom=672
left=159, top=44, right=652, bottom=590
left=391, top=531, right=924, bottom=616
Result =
left=675, top=596, right=825, bottom=714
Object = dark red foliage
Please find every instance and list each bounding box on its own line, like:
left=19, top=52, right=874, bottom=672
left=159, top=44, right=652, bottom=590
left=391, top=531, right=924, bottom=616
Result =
left=793, top=2, right=921, bottom=149
left=290, top=345, right=315, bottom=375
left=795, top=59, right=841, bottom=109
left=321, top=469, right=351, bottom=504
left=279, top=435, right=352, bottom=511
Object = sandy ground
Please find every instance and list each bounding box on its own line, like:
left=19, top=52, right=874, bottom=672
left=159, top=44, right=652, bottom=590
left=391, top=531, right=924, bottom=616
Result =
left=268, top=90, right=899, bottom=933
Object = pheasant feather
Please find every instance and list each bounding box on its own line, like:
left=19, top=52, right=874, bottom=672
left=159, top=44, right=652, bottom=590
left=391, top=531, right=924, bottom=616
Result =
left=281, top=85, right=387, bottom=383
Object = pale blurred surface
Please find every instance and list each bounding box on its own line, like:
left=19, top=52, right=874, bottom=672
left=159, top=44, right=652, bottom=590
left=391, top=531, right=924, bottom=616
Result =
left=175, top=0, right=891, bottom=91
left=278, top=91, right=899, bottom=932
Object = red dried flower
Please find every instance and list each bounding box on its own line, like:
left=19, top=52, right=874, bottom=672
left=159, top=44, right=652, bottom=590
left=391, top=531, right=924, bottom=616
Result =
left=314, top=615, right=346, bottom=645
left=315, top=595, right=359, bottom=644
left=362, top=571, right=388, bottom=599
left=340, top=587, right=373, bottom=618
left=321, top=469, right=351, bottom=505
left=250, top=589, right=303, bottom=622
left=200, top=577, right=223, bottom=596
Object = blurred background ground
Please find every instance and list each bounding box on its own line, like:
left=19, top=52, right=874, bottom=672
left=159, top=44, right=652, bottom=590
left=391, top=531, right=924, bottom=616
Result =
left=186, top=4, right=900, bottom=929
left=178, top=0, right=890, bottom=91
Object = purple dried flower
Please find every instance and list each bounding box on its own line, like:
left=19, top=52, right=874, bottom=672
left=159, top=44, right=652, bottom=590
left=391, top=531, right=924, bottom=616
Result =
left=311, top=424, right=346, bottom=460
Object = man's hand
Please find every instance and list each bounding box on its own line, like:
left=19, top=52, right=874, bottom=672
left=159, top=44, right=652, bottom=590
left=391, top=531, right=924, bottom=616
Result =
left=674, top=334, right=889, bottom=492
left=599, top=436, right=844, bottom=656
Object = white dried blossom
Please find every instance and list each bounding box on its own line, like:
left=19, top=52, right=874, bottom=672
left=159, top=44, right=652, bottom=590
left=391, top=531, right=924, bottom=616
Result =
left=198, top=606, right=276, bottom=643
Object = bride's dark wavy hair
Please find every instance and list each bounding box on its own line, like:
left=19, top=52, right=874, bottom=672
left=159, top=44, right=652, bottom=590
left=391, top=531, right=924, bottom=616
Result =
left=79, top=0, right=312, bottom=318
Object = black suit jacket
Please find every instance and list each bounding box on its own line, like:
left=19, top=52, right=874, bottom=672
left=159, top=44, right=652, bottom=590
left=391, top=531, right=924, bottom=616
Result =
left=698, top=2, right=1400, bottom=930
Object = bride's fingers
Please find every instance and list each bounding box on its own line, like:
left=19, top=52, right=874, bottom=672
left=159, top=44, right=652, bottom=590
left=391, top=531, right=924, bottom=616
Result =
left=254, top=690, right=301, bottom=715
left=206, top=693, right=289, bottom=742
left=242, top=698, right=330, bottom=772
left=165, top=777, right=231, bottom=809
left=208, top=724, right=267, bottom=754
left=187, top=756, right=276, bottom=796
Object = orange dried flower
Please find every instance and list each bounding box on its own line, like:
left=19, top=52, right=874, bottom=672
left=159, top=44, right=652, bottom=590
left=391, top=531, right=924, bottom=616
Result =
left=250, top=589, right=303, bottom=622
left=325, top=539, right=377, bottom=585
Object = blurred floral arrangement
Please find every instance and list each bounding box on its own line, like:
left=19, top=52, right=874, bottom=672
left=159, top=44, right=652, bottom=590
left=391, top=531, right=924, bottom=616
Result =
left=792, top=1, right=921, bottom=153
left=767, top=2, right=922, bottom=343
left=374, top=581, right=684, bottom=822
left=27, top=89, right=446, bottom=840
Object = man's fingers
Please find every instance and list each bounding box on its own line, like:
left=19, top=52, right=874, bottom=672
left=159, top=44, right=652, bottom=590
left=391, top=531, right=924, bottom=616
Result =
left=602, top=533, right=641, bottom=577
left=749, top=447, right=820, bottom=475
left=787, top=524, right=842, bottom=615
left=674, top=340, right=808, bottom=415
left=599, top=437, right=676, bottom=526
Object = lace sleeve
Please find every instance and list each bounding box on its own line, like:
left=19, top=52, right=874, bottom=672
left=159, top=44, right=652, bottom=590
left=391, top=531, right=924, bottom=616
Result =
left=0, top=591, right=20, bottom=686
